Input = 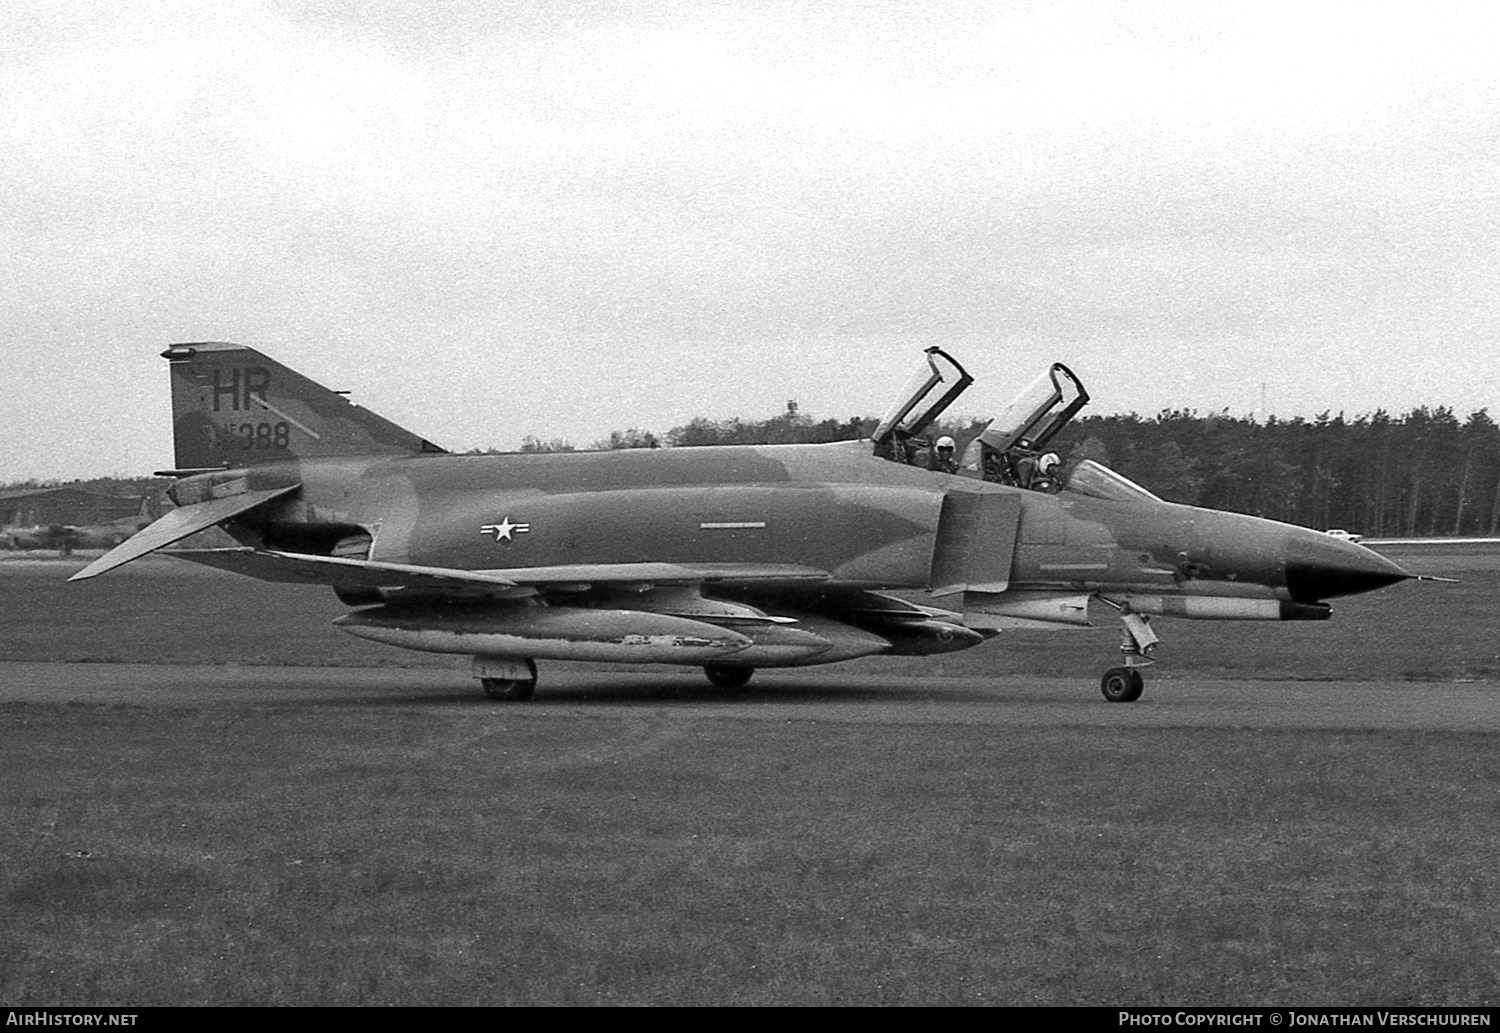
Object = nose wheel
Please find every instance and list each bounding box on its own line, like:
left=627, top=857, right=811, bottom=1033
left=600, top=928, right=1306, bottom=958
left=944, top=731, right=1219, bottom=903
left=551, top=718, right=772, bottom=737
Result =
left=1100, top=667, right=1144, bottom=702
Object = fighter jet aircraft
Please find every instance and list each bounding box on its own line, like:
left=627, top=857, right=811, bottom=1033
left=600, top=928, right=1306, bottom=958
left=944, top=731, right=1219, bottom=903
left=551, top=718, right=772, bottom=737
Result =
left=71, top=342, right=1413, bottom=702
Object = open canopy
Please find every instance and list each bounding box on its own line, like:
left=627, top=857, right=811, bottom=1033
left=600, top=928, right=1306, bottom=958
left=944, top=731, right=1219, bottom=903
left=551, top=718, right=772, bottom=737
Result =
left=871, top=347, right=973, bottom=456
left=968, top=362, right=1089, bottom=456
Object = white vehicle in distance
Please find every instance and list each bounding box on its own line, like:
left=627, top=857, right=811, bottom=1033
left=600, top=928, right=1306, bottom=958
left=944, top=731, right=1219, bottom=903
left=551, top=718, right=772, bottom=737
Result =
left=1324, top=528, right=1364, bottom=544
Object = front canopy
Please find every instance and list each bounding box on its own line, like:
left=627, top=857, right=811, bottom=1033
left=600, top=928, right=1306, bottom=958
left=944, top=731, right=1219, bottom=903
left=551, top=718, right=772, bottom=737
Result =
left=871, top=347, right=973, bottom=461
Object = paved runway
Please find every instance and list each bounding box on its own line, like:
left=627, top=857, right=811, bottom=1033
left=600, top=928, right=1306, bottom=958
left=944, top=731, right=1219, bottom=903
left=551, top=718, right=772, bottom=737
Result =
left=2, top=661, right=1495, bottom=732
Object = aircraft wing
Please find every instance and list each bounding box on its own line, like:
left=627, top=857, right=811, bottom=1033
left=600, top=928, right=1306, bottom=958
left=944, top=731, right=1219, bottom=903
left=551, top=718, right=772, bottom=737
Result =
left=164, top=549, right=831, bottom=595
left=68, top=486, right=302, bottom=581
left=166, top=549, right=530, bottom=594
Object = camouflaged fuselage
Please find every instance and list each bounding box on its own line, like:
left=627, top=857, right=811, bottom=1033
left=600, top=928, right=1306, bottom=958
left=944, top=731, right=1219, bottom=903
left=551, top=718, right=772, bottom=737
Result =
left=229, top=439, right=1395, bottom=604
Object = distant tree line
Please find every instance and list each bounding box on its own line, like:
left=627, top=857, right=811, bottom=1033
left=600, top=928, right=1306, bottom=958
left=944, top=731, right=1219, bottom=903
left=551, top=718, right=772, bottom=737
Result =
left=464, top=411, right=879, bottom=455
left=580, top=404, right=1500, bottom=537
left=1052, top=407, right=1500, bottom=537
left=665, top=412, right=878, bottom=448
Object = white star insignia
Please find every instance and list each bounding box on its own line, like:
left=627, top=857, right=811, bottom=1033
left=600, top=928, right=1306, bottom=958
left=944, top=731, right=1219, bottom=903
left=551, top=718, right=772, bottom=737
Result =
left=480, top=517, right=531, bottom=542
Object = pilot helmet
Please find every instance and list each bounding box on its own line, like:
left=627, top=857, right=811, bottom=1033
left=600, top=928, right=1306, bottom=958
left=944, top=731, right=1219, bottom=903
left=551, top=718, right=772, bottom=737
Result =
left=1039, top=453, right=1060, bottom=472
left=936, top=435, right=955, bottom=452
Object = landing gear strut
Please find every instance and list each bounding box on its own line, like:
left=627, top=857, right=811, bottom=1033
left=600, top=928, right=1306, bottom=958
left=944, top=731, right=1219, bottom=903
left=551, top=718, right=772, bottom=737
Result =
left=704, top=665, right=754, bottom=689
left=1097, top=604, right=1158, bottom=703
left=473, top=657, right=538, bottom=701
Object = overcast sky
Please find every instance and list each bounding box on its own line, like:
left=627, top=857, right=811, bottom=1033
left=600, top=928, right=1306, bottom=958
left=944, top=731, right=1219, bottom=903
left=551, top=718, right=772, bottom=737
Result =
left=3, top=0, right=1497, bottom=480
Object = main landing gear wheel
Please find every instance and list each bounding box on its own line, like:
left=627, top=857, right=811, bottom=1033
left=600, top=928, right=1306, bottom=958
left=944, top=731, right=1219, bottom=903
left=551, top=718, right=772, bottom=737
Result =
left=704, top=665, right=754, bottom=689
left=481, top=659, right=538, bottom=701
left=1100, top=667, right=1144, bottom=703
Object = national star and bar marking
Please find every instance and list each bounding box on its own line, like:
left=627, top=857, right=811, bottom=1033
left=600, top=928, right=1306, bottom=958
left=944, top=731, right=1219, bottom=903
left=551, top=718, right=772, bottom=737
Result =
left=480, top=517, right=531, bottom=542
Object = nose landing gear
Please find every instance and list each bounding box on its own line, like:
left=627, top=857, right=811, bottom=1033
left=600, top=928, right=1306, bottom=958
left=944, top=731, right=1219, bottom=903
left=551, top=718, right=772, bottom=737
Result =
left=1100, top=666, right=1143, bottom=702
left=1098, top=605, right=1158, bottom=703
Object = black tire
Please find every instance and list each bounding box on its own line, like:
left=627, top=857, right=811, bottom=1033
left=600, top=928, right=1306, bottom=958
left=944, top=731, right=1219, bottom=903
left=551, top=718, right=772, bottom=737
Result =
left=1100, top=667, right=1144, bottom=703
left=704, top=665, right=754, bottom=689
left=481, top=678, right=534, bottom=701
left=481, top=659, right=538, bottom=701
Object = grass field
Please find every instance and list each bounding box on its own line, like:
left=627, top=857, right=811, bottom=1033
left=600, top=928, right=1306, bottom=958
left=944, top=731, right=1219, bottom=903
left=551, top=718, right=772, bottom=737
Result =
left=2, top=549, right=1499, bottom=1005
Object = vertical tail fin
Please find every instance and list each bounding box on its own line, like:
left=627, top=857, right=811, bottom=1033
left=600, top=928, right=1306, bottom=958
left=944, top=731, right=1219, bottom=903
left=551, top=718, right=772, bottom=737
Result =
left=162, top=342, right=445, bottom=470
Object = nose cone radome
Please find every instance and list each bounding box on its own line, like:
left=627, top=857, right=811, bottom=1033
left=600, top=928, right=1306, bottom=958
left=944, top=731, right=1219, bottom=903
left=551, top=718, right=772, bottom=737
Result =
left=1285, top=531, right=1412, bottom=602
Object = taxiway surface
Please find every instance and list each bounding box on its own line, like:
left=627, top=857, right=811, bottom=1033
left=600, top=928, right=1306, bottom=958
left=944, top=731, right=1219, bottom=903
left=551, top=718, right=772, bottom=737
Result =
left=2, top=662, right=1495, bottom=732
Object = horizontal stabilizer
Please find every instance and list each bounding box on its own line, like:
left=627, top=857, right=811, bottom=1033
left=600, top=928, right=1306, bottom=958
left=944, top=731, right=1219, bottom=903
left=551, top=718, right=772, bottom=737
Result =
left=68, top=485, right=301, bottom=581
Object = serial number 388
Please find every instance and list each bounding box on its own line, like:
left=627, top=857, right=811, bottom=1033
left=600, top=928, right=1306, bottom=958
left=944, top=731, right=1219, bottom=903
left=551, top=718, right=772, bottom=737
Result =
left=225, top=421, right=290, bottom=449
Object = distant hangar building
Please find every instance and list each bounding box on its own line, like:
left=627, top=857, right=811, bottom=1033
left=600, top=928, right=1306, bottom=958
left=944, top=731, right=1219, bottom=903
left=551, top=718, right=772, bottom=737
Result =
left=0, top=487, right=150, bottom=529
